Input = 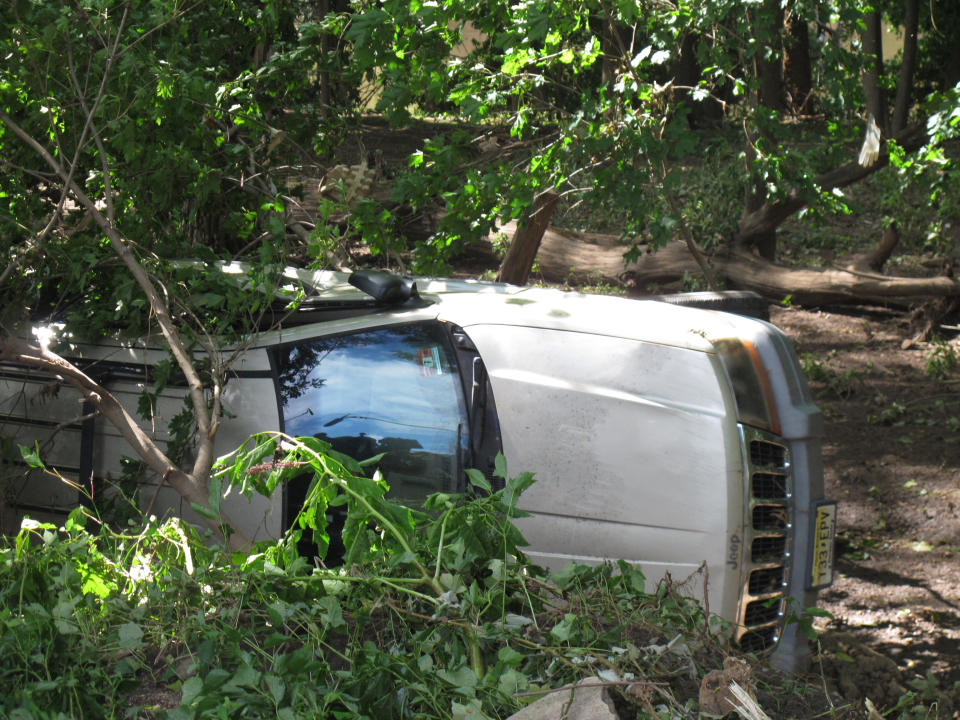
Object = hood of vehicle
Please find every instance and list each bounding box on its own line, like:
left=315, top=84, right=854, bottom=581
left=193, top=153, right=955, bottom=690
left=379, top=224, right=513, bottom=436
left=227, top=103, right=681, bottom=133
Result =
left=459, top=318, right=741, bottom=580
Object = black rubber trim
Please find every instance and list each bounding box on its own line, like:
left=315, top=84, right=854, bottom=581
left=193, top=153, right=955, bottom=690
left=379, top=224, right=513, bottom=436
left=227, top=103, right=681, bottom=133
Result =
left=649, top=291, right=770, bottom=321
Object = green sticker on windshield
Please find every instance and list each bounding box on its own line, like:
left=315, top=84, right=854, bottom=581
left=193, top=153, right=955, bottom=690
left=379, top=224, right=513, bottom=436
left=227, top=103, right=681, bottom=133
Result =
left=417, top=346, right=443, bottom=376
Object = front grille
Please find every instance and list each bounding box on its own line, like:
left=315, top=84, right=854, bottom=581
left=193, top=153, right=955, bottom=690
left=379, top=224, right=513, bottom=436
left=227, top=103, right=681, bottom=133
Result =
left=750, top=440, right=786, bottom=468
left=739, top=627, right=778, bottom=653
left=744, top=598, right=781, bottom=625
left=752, top=473, right=787, bottom=499
left=751, top=536, right=786, bottom=563
left=748, top=567, right=784, bottom=595
left=736, top=427, right=792, bottom=654
left=752, top=505, right=788, bottom=531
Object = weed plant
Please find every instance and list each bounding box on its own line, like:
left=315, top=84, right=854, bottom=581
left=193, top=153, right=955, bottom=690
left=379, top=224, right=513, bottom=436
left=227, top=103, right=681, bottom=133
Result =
left=0, top=435, right=953, bottom=719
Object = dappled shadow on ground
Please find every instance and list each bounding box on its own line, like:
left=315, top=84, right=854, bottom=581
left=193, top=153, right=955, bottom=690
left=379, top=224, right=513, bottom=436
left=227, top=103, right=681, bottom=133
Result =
left=772, top=306, right=960, bottom=694
left=822, top=557, right=960, bottom=685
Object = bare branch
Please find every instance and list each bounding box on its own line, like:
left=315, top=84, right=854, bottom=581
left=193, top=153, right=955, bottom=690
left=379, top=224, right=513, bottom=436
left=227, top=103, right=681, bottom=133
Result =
left=0, top=332, right=248, bottom=546
left=65, top=5, right=129, bottom=225
left=0, top=106, right=215, bottom=475
left=736, top=124, right=925, bottom=247
left=0, top=8, right=225, bottom=524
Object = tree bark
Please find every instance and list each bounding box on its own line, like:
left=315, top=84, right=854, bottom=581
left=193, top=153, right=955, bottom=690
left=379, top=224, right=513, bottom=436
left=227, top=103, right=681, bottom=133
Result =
left=756, top=1, right=786, bottom=112
left=849, top=223, right=900, bottom=273
left=496, top=189, right=560, bottom=285
left=892, top=0, right=919, bottom=134
left=783, top=14, right=813, bottom=114
left=492, top=222, right=960, bottom=307
left=675, top=33, right=724, bottom=128
left=862, top=10, right=889, bottom=132
left=318, top=0, right=332, bottom=116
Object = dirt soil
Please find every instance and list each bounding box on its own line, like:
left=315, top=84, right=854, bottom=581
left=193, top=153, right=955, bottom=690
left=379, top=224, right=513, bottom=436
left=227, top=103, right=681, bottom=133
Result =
left=770, top=304, right=960, bottom=701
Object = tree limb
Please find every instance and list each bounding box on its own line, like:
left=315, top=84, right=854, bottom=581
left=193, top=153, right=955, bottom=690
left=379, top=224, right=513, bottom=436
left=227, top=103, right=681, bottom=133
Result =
left=0, top=333, right=247, bottom=547
left=0, top=107, right=217, bottom=485
left=0, top=27, right=231, bottom=538
left=735, top=125, right=924, bottom=247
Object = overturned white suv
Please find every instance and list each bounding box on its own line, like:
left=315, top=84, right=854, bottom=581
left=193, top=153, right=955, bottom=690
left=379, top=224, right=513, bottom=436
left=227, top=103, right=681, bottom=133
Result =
left=1, top=268, right=834, bottom=670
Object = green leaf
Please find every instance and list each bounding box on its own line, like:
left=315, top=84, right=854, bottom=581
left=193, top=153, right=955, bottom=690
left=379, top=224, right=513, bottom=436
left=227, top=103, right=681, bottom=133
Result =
left=77, top=564, right=113, bottom=598
left=315, top=595, right=345, bottom=629
left=208, top=474, right=222, bottom=514
left=549, top=613, right=576, bottom=642
left=181, top=675, right=204, bottom=705
left=497, top=668, right=528, bottom=695
left=190, top=502, right=219, bottom=520
left=64, top=506, right=88, bottom=532
left=464, top=468, right=491, bottom=493
left=452, top=699, right=491, bottom=719
left=118, top=621, right=144, bottom=650
left=265, top=674, right=285, bottom=704
left=437, top=665, right=478, bottom=691
left=497, top=646, right=525, bottom=667
left=493, top=453, right=508, bottom=479
left=228, top=663, right=260, bottom=689
left=18, top=443, right=44, bottom=468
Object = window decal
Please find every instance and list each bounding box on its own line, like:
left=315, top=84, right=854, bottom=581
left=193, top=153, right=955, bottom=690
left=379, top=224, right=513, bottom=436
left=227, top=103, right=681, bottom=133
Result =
left=417, top=346, right=444, bottom=376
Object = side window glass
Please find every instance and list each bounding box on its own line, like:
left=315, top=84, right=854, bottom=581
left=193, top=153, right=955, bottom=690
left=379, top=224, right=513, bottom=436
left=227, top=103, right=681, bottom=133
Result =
left=274, top=323, right=467, bottom=502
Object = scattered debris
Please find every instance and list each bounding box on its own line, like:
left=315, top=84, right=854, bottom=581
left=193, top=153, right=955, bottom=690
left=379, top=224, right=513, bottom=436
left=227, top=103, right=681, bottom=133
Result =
left=508, top=679, right=618, bottom=720
left=698, top=656, right=755, bottom=717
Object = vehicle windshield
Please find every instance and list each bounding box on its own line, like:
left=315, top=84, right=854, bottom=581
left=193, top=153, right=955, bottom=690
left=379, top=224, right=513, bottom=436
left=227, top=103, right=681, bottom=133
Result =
left=273, top=322, right=467, bottom=501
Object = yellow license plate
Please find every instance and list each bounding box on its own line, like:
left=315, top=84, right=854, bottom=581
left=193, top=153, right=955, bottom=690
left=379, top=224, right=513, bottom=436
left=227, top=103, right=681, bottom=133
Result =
left=810, top=502, right=837, bottom=588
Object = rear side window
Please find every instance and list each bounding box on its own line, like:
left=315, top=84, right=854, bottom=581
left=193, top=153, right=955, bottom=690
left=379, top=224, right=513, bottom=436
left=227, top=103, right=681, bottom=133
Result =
left=273, top=323, right=467, bottom=501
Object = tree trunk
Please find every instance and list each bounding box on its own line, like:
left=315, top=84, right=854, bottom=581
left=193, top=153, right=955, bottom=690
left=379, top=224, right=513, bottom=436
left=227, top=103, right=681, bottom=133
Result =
left=849, top=223, right=900, bottom=273
left=318, top=0, right=332, bottom=116
left=756, top=1, right=786, bottom=111
left=892, top=0, right=919, bottom=134
left=945, top=36, right=960, bottom=90
left=600, top=15, right=619, bottom=89
left=862, top=10, right=889, bottom=132
left=675, top=33, right=724, bottom=128
left=783, top=14, right=813, bottom=114
left=491, top=222, right=960, bottom=307
left=496, top=189, right=559, bottom=285
left=740, top=173, right=778, bottom=260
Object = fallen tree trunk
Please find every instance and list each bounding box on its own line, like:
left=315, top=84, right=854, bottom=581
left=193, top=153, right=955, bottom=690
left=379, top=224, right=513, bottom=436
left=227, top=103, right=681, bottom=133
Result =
left=497, top=188, right=559, bottom=285
left=495, top=220, right=960, bottom=306
left=721, top=251, right=960, bottom=306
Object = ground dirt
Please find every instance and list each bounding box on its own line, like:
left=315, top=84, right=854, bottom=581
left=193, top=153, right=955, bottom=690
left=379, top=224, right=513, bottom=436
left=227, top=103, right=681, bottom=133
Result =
left=770, top=304, right=960, bottom=705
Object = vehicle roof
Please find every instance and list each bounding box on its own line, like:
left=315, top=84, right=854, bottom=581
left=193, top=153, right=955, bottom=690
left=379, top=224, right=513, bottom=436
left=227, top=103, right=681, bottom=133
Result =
left=38, top=266, right=774, bottom=365
left=276, top=267, right=766, bottom=356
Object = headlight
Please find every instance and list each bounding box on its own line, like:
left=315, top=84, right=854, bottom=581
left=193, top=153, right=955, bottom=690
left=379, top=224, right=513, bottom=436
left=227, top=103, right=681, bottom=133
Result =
left=713, top=337, right=780, bottom=435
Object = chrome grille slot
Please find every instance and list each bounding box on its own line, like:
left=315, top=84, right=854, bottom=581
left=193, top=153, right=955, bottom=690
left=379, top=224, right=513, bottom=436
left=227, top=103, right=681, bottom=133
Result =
left=744, top=599, right=781, bottom=625
left=748, top=567, right=784, bottom=595
left=752, top=472, right=787, bottom=499
left=752, top=505, right=788, bottom=531
left=750, top=440, right=785, bottom=468
left=739, top=628, right=778, bottom=653
left=736, top=427, right=793, bottom=654
left=751, top=536, right=786, bottom=563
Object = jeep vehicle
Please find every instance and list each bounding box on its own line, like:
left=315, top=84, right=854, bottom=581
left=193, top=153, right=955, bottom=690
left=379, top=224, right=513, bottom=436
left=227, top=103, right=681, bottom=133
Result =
left=0, top=267, right=834, bottom=670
